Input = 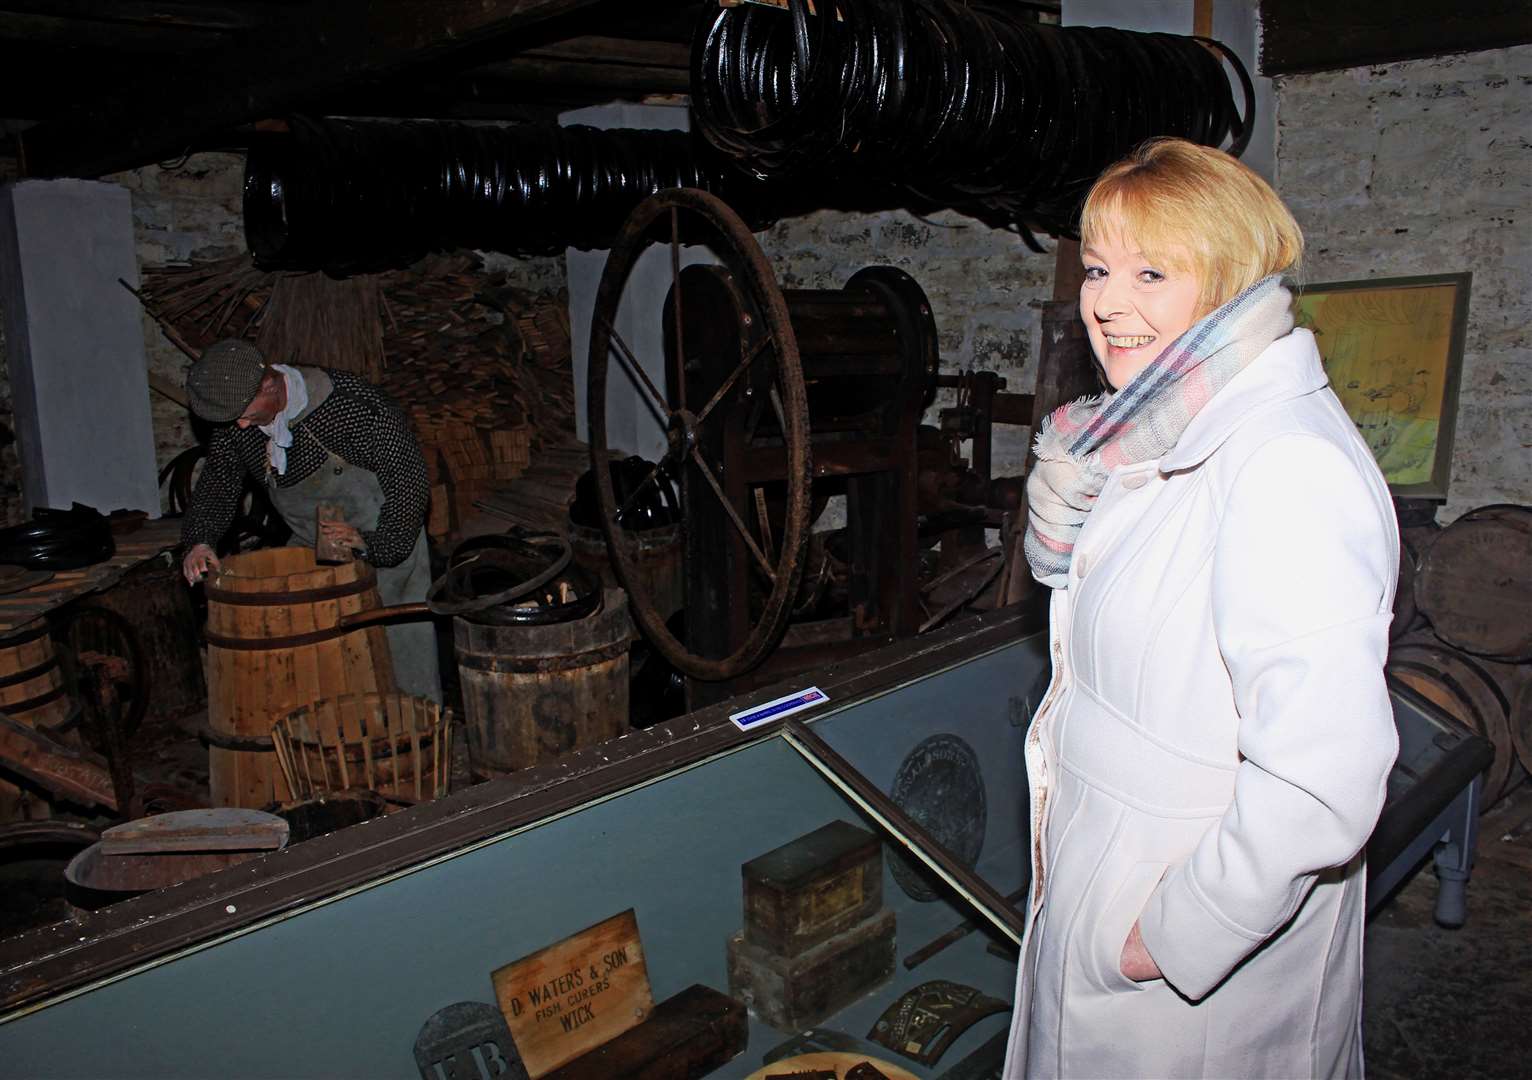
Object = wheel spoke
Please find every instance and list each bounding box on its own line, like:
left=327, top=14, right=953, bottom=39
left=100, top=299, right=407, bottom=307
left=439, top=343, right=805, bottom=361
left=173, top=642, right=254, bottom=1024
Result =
left=753, top=488, right=775, bottom=565
left=688, top=447, right=776, bottom=584
left=696, top=335, right=770, bottom=427
left=769, top=384, right=788, bottom=431
left=597, top=313, right=671, bottom=421
left=670, top=207, right=687, bottom=412
left=742, top=391, right=768, bottom=444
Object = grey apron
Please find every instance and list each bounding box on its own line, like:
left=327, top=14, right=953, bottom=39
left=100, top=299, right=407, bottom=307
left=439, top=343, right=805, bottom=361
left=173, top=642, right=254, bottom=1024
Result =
left=264, top=381, right=441, bottom=703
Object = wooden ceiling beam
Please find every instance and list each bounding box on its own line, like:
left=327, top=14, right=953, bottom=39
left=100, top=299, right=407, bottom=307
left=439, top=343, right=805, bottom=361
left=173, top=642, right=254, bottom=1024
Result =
left=512, top=35, right=691, bottom=67
left=461, top=59, right=690, bottom=96
left=0, top=2, right=269, bottom=32
left=0, top=12, right=229, bottom=51
left=18, top=0, right=605, bottom=179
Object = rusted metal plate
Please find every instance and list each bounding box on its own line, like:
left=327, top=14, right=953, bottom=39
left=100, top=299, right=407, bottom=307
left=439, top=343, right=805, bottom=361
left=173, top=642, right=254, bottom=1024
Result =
left=0, top=713, right=116, bottom=810
left=887, top=734, right=986, bottom=902
left=748, top=1053, right=917, bottom=1080
left=99, top=809, right=289, bottom=856
left=414, top=1001, right=528, bottom=1080
left=65, top=843, right=267, bottom=896
left=867, top=980, right=1009, bottom=1067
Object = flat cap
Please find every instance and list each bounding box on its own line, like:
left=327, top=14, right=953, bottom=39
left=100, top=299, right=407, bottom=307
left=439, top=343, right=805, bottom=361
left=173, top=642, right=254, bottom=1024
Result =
left=187, top=339, right=266, bottom=422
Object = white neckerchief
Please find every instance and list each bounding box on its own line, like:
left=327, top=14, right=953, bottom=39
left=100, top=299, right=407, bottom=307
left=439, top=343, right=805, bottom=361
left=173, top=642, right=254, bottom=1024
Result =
left=259, top=364, right=309, bottom=476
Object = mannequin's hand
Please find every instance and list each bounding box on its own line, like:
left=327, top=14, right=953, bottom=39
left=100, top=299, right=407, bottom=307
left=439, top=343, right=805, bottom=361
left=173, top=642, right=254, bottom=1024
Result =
left=182, top=543, right=221, bottom=585
left=1120, top=921, right=1162, bottom=982
left=319, top=520, right=364, bottom=553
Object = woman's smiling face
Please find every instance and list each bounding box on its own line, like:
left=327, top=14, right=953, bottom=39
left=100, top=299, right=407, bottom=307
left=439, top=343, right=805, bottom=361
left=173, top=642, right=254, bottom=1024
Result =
left=1080, top=232, right=1204, bottom=391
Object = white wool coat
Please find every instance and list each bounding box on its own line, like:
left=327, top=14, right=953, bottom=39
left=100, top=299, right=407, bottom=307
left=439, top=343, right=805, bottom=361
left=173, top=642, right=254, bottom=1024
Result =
left=1003, top=329, right=1400, bottom=1079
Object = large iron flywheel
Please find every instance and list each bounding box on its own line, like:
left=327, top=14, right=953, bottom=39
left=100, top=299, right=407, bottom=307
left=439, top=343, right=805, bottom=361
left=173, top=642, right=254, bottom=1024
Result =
left=587, top=188, right=812, bottom=681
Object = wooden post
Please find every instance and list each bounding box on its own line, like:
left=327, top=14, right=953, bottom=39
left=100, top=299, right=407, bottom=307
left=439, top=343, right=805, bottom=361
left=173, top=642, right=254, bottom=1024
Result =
left=1194, top=0, right=1214, bottom=39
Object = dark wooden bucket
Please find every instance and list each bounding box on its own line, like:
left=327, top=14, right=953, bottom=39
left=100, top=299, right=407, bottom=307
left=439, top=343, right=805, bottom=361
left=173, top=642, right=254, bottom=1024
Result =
left=1414, top=504, right=1532, bottom=661
left=87, top=558, right=206, bottom=720
left=454, top=589, right=630, bottom=775
left=569, top=521, right=684, bottom=626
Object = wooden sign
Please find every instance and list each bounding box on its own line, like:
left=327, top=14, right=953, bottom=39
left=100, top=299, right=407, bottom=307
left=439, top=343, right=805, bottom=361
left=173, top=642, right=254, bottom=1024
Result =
left=491, top=910, right=653, bottom=1077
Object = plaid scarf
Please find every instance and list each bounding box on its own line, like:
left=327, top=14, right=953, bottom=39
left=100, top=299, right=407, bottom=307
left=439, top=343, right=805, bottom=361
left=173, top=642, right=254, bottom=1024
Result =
left=1024, top=275, right=1294, bottom=588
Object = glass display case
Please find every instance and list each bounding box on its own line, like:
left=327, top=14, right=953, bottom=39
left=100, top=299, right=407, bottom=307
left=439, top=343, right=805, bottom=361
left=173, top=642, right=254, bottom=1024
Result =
left=0, top=605, right=1488, bottom=1079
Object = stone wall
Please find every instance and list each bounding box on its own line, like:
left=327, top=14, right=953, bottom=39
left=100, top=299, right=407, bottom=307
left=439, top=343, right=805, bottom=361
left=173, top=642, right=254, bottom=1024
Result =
left=0, top=152, right=568, bottom=513
left=1274, top=45, right=1532, bottom=520
left=105, top=153, right=248, bottom=481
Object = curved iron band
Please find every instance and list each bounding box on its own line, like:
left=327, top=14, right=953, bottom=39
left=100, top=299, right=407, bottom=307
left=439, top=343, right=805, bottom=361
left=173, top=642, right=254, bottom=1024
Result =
left=204, top=603, right=431, bottom=651
left=206, top=577, right=376, bottom=607
left=0, top=622, right=53, bottom=648
left=1, top=683, right=68, bottom=715
left=0, top=655, right=60, bottom=690
left=200, top=720, right=447, bottom=755
left=455, top=639, right=628, bottom=675
left=196, top=723, right=275, bottom=753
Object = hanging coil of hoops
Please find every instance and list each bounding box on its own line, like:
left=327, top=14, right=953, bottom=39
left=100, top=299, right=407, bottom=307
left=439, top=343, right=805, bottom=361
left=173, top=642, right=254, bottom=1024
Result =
left=690, top=0, right=1255, bottom=241
left=243, top=116, right=779, bottom=273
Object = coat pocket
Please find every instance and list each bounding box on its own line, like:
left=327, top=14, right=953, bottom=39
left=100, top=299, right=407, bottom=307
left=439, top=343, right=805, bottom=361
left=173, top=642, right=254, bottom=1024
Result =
left=1088, top=860, right=1170, bottom=995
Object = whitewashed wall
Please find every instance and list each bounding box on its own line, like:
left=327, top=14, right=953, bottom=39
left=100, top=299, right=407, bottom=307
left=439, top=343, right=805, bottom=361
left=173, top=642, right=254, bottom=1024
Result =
left=1274, top=45, right=1532, bottom=519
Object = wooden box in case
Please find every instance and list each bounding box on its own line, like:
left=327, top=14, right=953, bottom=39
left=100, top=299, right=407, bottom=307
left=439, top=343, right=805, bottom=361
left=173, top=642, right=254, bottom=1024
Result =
left=742, top=819, right=884, bottom=957
left=730, top=819, right=896, bottom=1032
left=727, top=908, right=897, bottom=1033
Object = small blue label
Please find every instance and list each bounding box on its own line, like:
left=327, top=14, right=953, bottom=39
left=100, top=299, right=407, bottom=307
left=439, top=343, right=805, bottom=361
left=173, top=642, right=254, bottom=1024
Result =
left=729, top=686, right=829, bottom=732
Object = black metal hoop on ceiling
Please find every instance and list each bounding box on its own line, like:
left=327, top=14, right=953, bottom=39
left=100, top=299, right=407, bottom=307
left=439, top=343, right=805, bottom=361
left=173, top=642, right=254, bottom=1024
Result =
left=691, top=0, right=1254, bottom=241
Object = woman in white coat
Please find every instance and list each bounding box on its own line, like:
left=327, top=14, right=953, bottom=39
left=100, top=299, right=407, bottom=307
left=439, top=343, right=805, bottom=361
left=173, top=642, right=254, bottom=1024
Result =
left=1003, top=139, right=1399, bottom=1079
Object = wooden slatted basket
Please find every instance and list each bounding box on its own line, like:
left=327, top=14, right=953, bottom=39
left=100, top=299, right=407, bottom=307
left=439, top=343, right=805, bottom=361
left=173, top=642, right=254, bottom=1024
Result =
left=271, top=692, right=452, bottom=806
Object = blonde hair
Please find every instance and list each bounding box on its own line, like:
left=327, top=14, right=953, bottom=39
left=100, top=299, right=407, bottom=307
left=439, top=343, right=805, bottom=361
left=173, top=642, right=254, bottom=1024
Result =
left=1079, top=138, right=1303, bottom=313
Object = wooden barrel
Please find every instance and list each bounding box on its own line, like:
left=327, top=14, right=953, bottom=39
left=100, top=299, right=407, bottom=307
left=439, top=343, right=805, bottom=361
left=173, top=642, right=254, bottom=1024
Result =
left=1512, top=672, right=1532, bottom=780
left=1390, top=534, right=1418, bottom=642
left=0, top=622, right=71, bottom=822
left=455, top=590, right=630, bottom=775
left=205, top=548, right=396, bottom=809
left=1387, top=638, right=1518, bottom=808
left=1390, top=522, right=1440, bottom=642
left=1415, top=504, right=1532, bottom=660
left=569, top=522, right=684, bottom=626
left=0, top=623, right=71, bottom=729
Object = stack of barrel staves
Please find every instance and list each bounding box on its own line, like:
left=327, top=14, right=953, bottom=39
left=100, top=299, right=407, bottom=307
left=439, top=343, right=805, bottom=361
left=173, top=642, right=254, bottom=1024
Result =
left=139, top=252, right=579, bottom=543
left=1386, top=502, right=1532, bottom=813
left=375, top=256, right=576, bottom=539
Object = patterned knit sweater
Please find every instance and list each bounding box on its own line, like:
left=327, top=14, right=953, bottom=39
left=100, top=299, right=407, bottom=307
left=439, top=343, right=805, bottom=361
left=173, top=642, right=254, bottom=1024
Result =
left=180, top=370, right=429, bottom=568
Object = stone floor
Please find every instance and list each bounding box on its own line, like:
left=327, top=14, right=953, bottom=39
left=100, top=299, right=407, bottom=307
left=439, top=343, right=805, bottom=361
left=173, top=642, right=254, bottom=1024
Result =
left=1364, top=787, right=1532, bottom=1080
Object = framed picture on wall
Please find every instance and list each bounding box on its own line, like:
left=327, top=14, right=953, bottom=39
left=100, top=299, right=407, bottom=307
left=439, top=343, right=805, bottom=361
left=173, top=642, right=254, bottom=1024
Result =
left=1294, top=272, right=1471, bottom=500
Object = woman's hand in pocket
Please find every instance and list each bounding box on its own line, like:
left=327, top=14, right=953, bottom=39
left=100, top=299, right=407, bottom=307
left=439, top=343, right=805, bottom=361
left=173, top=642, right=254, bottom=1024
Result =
left=1120, top=920, right=1162, bottom=982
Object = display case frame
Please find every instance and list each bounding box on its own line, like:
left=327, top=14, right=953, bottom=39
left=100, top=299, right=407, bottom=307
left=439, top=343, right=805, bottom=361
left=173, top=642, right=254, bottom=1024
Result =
left=0, top=605, right=1046, bottom=1079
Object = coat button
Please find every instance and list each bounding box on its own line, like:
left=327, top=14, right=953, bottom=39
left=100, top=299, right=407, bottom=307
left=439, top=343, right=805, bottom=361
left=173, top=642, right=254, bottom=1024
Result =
left=1075, top=554, right=1089, bottom=578
left=334, top=466, right=343, bottom=475
left=1123, top=473, right=1149, bottom=490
